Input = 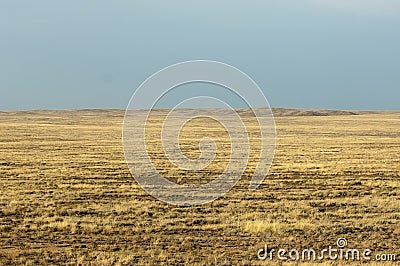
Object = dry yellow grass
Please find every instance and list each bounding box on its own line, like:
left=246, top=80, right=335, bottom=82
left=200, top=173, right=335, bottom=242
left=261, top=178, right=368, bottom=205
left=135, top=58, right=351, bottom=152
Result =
left=0, top=109, right=399, bottom=265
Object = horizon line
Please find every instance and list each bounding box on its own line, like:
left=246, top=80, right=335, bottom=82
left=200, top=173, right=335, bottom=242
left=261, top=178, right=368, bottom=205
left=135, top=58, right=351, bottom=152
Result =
left=1, top=107, right=399, bottom=112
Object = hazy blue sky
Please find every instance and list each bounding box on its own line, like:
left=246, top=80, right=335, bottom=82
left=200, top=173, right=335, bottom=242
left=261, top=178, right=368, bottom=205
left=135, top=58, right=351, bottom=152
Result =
left=1, top=0, right=399, bottom=110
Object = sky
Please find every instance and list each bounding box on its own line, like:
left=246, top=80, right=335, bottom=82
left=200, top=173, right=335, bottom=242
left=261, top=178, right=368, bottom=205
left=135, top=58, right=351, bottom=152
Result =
left=1, top=0, right=399, bottom=110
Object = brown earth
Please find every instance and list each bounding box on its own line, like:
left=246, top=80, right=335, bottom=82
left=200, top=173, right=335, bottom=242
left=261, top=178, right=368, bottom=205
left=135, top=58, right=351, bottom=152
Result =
left=0, top=109, right=399, bottom=265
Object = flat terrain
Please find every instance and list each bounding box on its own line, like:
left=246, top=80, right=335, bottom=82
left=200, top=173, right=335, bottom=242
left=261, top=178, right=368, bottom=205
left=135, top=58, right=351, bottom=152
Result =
left=0, top=109, right=399, bottom=265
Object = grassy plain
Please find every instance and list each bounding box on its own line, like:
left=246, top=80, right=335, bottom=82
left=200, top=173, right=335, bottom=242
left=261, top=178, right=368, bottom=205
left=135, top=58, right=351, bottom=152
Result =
left=0, top=109, right=399, bottom=265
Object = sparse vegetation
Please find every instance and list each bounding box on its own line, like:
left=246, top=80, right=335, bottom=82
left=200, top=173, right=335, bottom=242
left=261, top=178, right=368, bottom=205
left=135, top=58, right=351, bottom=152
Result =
left=0, top=109, right=399, bottom=265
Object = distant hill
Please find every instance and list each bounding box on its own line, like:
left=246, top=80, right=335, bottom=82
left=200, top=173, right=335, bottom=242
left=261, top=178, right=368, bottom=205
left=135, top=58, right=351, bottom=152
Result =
left=271, top=108, right=359, bottom=116
left=0, top=108, right=396, bottom=117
